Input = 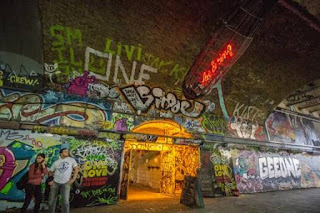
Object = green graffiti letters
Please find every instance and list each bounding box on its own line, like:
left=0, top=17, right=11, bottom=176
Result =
left=80, top=185, right=116, bottom=199
left=49, top=25, right=83, bottom=76
left=201, top=113, right=227, bottom=135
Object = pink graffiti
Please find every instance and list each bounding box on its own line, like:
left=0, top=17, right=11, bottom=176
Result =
left=0, top=147, right=16, bottom=190
left=114, top=118, right=128, bottom=132
left=24, top=135, right=43, bottom=148
left=68, top=71, right=96, bottom=96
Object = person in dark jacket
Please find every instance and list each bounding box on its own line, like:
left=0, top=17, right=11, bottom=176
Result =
left=20, top=153, right=48, bottom=213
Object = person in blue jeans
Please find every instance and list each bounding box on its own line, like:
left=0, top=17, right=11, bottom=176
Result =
left=20, top=153, right=48, bottom=213
left=48, top=148, right=79, bottom=213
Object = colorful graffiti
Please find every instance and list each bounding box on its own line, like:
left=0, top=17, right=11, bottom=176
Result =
left=0, top=63, right=43, bottom=91
left=266, top=112, right=320, bottom=146
left=200, top=145, right=320, bottom=194
left=201, top=113, right=227, bottom=135
left=228, top=116, right=266, bottom=141
left=0, top=129, right=123, bottom=211
left=68, top=138, right=123, bottom=208
left=210, top=149, right=237, bottom=196
left=160, top=151, right=175, bottom=194
left=0, top=130, right=62, bottom=208
left=174, top=146, right=199, bottom=192
left=0, top=88, right=115, bottom=130
left=231, top=148, right=320, bottom=193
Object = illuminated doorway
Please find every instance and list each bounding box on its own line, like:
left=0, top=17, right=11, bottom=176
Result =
left=120, top=120, right=200, bottom=200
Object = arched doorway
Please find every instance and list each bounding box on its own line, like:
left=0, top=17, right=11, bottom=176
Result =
left=120, top=120, right=200, bottom=200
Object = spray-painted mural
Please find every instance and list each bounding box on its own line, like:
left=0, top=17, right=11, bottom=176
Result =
left=200, top=144, right=320, bottom=194
left=0, top=129, right=123, bottom=211
left=200, top=144, right=237, bottom=196
left=266, top=112, right=320, bottom=146
left=231, top=148, right=320, bottom=193
left=232, top=149, right=301, bottom=193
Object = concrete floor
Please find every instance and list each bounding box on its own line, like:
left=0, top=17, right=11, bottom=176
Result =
left=71, top=188, right=320, bottom=213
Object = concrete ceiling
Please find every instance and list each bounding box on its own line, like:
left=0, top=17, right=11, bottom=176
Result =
left=294, top=0, right=320, bottom=20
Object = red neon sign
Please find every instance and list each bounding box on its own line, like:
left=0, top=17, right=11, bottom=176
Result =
left=200, top=44, right=234, bottom=86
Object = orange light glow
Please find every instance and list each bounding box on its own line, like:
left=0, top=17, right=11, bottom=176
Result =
left=200, top=43, right=234, bottom=86
left=131, top=120, right=192, bottom=140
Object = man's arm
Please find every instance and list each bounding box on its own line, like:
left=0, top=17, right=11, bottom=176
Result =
left=67, top=160, right=79, bottom=185
left=72, top=166, right=79, bottom=182
left=48, top=162, right=56, bottom=185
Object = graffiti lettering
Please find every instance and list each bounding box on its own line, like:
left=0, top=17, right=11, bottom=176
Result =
left=87, top=83, right=119, bottom=99
left=124, top=134, right=158, bottom=142
left=201, top=113, right=227, bottom=135
left=80, top=185, right=116, bottom=199
left=9, top=75, right=39, bottom=86
left=259, top=157, right=301, bottom=180
left=233, top=102, right=265, bottom=121
left=82, top=161, right=108, bottom=178
left=120, top=85, right=205, bottom=118
left=50, top=25, right=83, bottom=76
left=128, top=142, right=164, bottom=151
left=228, top=116, right=266, bottom=141
left=0, top=63, right=41, bottom=90
left=104, top=37, right=142, bottom=61
left=84, top=47, right=157, bottom=85
left=0, top=130, right=24, bottom=140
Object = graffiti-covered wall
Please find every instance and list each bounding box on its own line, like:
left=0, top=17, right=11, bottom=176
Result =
left=201, top=144, right=320, bottom=194
left=1, top=1, right=320, bottom=207
left=0, top=129, right=123, bottom=211
left=232, top=148, right=320, bottom=193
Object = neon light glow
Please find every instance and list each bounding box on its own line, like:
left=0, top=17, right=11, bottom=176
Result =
left=200, top=44, right=234, bottom=86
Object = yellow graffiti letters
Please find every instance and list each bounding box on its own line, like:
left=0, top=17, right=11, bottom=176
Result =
left=82, top=161, right=107, bottom=178
left=214, top=164, right=228, bottom=177
left=9, top=75, right=38, bottom=86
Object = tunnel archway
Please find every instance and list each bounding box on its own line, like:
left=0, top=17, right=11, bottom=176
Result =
left=120, top=119, right=199, bottom=201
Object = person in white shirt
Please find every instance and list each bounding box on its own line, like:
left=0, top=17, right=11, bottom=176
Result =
left=48, top=148, right=79, bottom=213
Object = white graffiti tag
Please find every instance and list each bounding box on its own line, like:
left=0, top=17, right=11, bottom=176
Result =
left=120, top=85, right=205, bottom=118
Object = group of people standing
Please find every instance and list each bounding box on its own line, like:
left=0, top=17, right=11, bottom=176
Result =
left=20, top=148, right=79, bottom=213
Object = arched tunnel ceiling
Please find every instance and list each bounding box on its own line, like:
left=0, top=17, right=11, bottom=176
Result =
left=223, top=1, right=320, bottom=122
left=39, top=0, right=320, bottom=124
left=293, top=0, right=320, bottom=20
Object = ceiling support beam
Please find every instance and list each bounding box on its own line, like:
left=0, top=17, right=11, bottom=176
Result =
left=298, top=103, right=320, bottom=110
left=286, top=95, right=320, bottom=106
